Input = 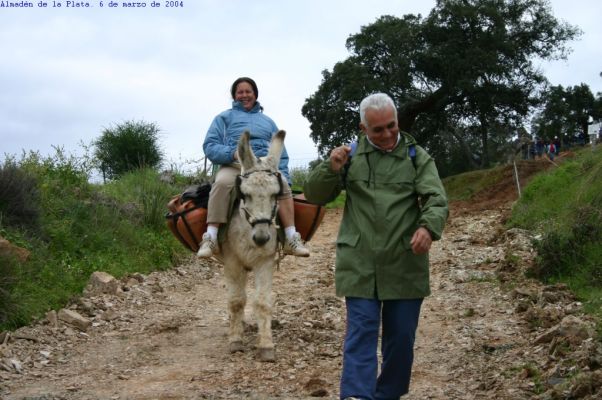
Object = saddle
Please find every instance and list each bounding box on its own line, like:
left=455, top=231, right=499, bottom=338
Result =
left=165, top=185, right=325, bottom=253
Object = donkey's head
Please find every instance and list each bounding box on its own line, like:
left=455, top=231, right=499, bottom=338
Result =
left=236, top=130, right=286, bottom=246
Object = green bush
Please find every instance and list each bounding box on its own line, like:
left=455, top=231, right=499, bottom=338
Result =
left=101, top=168, right=179, bottom=231
left=95, top=120, right=164, bottom=180
left=0, top=161, right=41, bottom=233
left=530, top=206, right=602, bottom=284
left=0, top=151, right=186, bottom=330
left=290, top=163, right=347, bottom=208
left=0, top=253, right=19, bottom=326
left=290, top=166, right=309, bottom=190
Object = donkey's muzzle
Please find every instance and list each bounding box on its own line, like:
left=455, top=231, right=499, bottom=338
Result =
left=252, top=231, right=271, bottom=246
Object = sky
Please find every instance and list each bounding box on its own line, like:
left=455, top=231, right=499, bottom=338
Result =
left=1, top=0, right=601, bottom=173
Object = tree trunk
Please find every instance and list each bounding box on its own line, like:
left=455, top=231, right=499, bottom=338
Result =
left=450, top=129, right=480, bottom=170
left=398, top=87, right=450, bottom=132
left=479, top=115, right=490, bottom=168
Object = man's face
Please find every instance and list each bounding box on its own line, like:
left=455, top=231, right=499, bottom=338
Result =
left=360, top=106, right=399, bottom=151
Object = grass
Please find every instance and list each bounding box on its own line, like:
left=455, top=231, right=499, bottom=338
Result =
left=0, top=151, right=190, bottom=330
left=508, top=147, right=602, bottom=338
left=442, top=167, right=506, bottom=202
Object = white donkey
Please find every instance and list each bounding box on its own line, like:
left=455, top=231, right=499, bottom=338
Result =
left=217, top=129, right=286, bottom=362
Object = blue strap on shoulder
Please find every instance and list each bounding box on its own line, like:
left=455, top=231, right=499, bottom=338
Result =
left=342, top=141, right=358, bottom=185
left=408, top=144, right=417, bottom=169
left=349, top=141, right=358, bottom=157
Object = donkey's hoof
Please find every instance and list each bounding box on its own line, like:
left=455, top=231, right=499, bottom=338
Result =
left=258, top=347, right=275, bottom=362
left=229, top=341, right=244, bottom=353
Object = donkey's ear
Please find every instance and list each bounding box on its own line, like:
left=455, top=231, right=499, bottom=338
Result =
left=266, top=130, right=286, bottom=169
left=237, top=131, right=256, bottom=171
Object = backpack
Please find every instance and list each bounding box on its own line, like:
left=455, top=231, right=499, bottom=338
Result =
left=165, top=183, right=212, bottom=252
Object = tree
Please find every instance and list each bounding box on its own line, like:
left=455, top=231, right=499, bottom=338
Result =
left=532, top=84, right=601, bottom=142
left=302, top=0, right=579, bottom=171
left=94, top=120, right=164, bottom=180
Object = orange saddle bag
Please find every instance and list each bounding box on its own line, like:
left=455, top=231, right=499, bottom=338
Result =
left=293, top=192, right=326, bottom=242
left=165, top=183, right=211, bottom=252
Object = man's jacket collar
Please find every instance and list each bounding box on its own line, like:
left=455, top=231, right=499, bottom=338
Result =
left=355, top=132, right=415, bottom=159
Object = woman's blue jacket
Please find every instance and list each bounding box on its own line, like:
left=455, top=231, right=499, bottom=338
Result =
left=203, top=101, right=290, bottom=183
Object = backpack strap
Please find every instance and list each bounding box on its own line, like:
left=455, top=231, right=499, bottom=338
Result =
left=408, top=143, right=417, bottom=170
left=341, top=141, right=358, bottom=186
left=349, top=141, right=358, bottom=157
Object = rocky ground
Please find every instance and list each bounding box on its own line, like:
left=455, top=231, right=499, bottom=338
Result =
left=1, top=158, right=601, bottom=400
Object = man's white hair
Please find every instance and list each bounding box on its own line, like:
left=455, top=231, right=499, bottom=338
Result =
left=359, top=93, right=397, bottom=125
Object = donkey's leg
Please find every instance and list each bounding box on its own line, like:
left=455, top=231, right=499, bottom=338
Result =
left=253, top=261, right=275, bottom=361
left=224, top=262, right=247, bottom=353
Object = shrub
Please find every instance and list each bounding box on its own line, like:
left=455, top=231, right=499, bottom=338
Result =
left=0, top=253, right=19, bottom=326
left=94, top=120, right=164, bottom=180
left=530, top=206, right=602, bottom=284
left=289, top=166, right=309, bottom=191
left=0, top=162, right=40, bottom=233
left=101, top=168, right=180, bottom=231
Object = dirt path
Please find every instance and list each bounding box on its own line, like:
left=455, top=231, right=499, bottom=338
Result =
left=1, top=170, right=600, bottom=399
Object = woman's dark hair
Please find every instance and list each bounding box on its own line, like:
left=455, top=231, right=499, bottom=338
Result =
left=230, top=77, right=258, bottom=100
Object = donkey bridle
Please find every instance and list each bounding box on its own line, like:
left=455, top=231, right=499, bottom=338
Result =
left=235, top=170, right=284, bottom=227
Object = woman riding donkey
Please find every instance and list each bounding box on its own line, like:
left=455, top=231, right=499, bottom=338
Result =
left=197, top=77, right=310, bottom=258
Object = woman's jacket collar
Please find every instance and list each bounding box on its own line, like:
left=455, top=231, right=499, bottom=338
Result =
left=232, top=100, right=262, bottom=113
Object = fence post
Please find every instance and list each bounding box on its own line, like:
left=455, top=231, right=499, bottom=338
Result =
left=513, top=161, right=521, bottom=198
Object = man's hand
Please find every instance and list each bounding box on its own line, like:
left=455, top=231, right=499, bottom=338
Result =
left=410, top=227, right=432, bottom=255
left=329, top=145, right=352, bottom=172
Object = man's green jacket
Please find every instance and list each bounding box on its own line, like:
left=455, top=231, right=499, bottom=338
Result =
left=303, top=133, right=448, bottom=300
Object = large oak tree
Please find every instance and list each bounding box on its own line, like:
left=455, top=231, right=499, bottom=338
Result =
left=302, top=0, right=579, bottom=173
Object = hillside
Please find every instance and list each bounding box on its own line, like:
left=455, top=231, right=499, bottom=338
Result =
left=1, top=151, right=601, bottom=399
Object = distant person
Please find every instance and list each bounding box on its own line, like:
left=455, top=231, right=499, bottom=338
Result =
left=303, top=93, right=449, bottom=400
left=198, top=77, right=309, bottom=258
left=536, top=137, right=544, bottom=158
left=547, top=140, right=556, bottom=161
left=553, top=136, right=561, bottom=155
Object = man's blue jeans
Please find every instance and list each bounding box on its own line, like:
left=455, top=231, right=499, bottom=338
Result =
left=340, top=297, right=423, bottom=400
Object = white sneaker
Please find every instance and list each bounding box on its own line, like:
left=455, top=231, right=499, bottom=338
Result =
left=283, top=232, right=310, bottom=257
left=197, top=233, right=218, bottom=258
